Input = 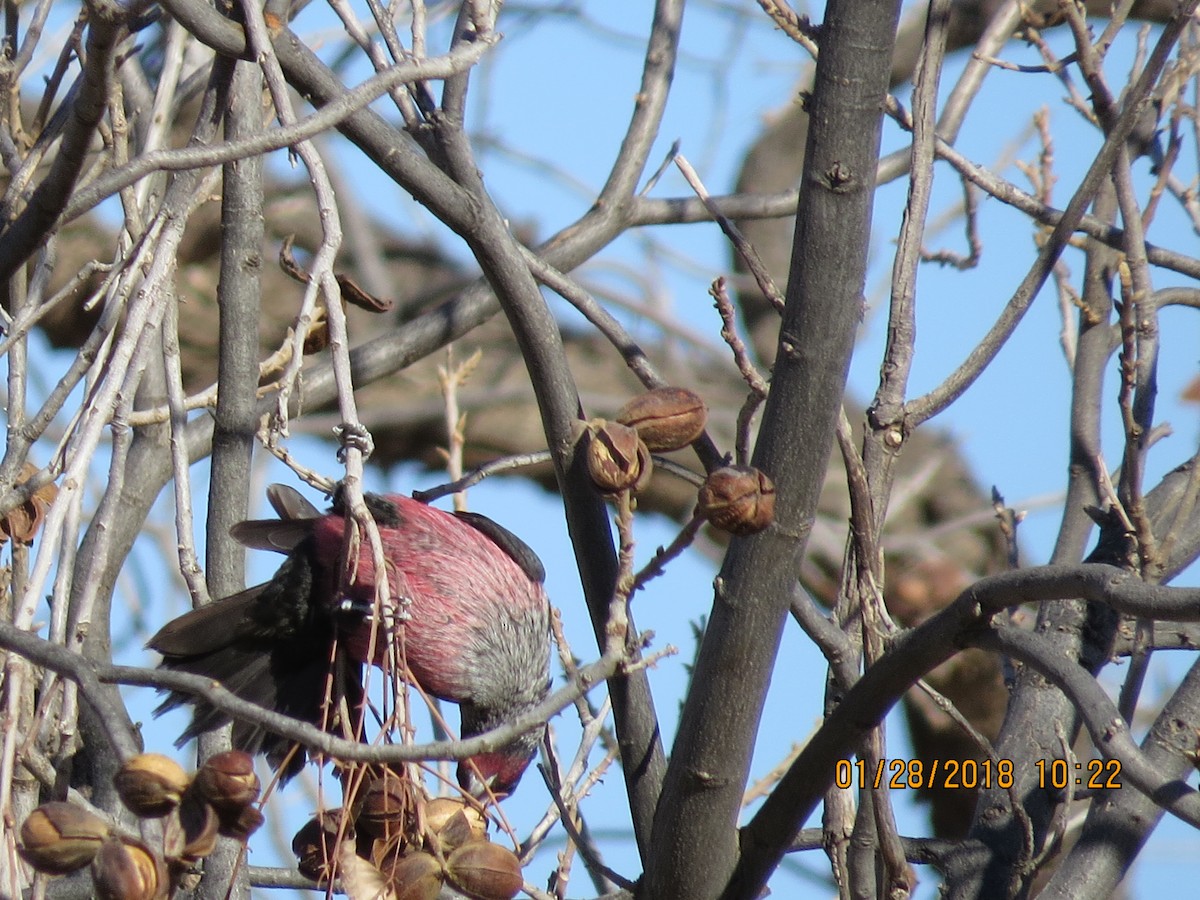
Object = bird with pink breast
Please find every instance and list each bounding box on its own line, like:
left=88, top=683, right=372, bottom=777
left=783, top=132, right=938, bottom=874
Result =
left=149, top=484, right=552, bottom=798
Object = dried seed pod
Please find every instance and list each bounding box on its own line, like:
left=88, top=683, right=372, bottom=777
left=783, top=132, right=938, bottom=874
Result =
left=355, top=768, right=417, bottom=840
left=91, top=836, right=161, bottom=900
left=192, top=750, right=260, bottom=814
left=293, top=810, right=353, bottom=884
left=114, top=753, right=190, bottom=818
left=697, top=465, right=776, bottom=535
left=303, top=306, right=330, bottom=354
left=436, top=810, right=482, bottom=854
left=388, top=850, right=445, bottom=900
left=19, top=802, right=110, bottom=874
left=370, top=832, right=405, bottom=881
left=423, top=797, right=469, bottom=835
left=431, top=809, right=487, bottom=854
left=218, top=804, right=264, bottom=842
left=177, top=796, right=220, bottom=862
left=616, top=387, right=708, bottom=452
left=338, top=844, right=395, bottom=900
left=445, top=839, right=523, bottom=900
left=586, top=420, right=652, bottom=494
left=424, top=798, right=487, bottom=849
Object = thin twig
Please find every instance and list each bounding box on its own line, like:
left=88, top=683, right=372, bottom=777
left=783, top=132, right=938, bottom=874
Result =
left=709, top=277, right=768, bottom=466
left=629, top=511, right=706, bottom=596
left=674, top=154, right=785, bottom=313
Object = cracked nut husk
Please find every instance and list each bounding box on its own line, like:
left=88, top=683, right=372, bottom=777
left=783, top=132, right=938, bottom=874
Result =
left=355, top=768, right=417, bottom=841
left=424, top=797, right=482, bottom=836
left=192, top=750, right=260, bottom=814
left=369, top=832, right=405, bottom=882
left=293, top=810, right=353, bottom=885
left=218, top=804, right=264, bottom=842
left=178, top=795, right=220, bottom=862
left=586, top=420, right=652, bottom=494
left=387, top=849, right=445, bottom=900
left=91, top=836, right=160, bottom=900
left=114, top=753, right=190, bottom=818
left=616, top=387, right=707, bottom=452
left=19, top=802, right=110, bottom=874
left=697, top=466, right=776, bottom=535
left=445, top=839, right=523, bottom=900
left=425, top=797, right=487, bottom=853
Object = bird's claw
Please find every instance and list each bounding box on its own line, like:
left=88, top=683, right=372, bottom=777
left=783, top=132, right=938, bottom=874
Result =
left=334, top=423, right=375, bottom=462
left=337, top=597, right=367, bottom=616
left=336, top=595, right=413, bottom=623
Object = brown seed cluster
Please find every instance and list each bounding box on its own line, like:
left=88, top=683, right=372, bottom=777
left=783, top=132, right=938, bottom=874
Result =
left=585, top=386, right=708, bottom=496
left=18, top=750, right=263, bottom=899
left=293, top=767, right=523, bottom=900
left=584, top=388, right=779, bottom=535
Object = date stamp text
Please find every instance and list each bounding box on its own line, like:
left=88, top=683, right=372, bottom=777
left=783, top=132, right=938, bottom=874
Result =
left=834, top=758, right=1123, bottom=791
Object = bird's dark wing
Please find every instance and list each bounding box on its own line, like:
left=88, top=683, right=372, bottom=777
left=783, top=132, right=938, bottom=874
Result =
left=155, top=633, right=363, bottom=783
left=266, top=483, right=322, bottom=521
left=221, top=644, right=363, bottom=781
left=453, top=510, right=546, bottom=584
left=229, top=518, right=314, bottom=552
left=229, top=484, right=323, bottom=552
left=147, top=587, right=264, bottom=656
left=149, top=540, right=362, bottom=782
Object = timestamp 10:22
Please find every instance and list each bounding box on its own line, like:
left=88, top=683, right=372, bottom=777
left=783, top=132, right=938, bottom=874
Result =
left=1036, top=758, right=1123, bottom=790
left=832, top=757, right=1123, bottom=791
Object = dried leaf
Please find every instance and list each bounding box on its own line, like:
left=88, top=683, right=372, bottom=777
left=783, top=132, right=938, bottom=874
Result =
left=0, top=462, right=57, bottom=545
left=339, top=840, right=395, bottom=900
left=337, top=273, right=395, bottom=313
left=278, top=235, right=311, bottom=284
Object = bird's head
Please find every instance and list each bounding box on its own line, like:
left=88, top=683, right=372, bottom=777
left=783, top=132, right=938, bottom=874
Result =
left=456, top=702, right=544, bottom=799
left=457, top=746, right=537, bottom=800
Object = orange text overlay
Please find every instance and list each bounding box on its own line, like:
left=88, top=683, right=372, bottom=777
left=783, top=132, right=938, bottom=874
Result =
left=834, top=758, right=1015, bottom=791
left=834, top=757, right=1124, bottom=791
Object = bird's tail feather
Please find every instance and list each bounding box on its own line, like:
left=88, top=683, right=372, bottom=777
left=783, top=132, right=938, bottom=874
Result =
left=150, top=591, right=362, bottom=781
